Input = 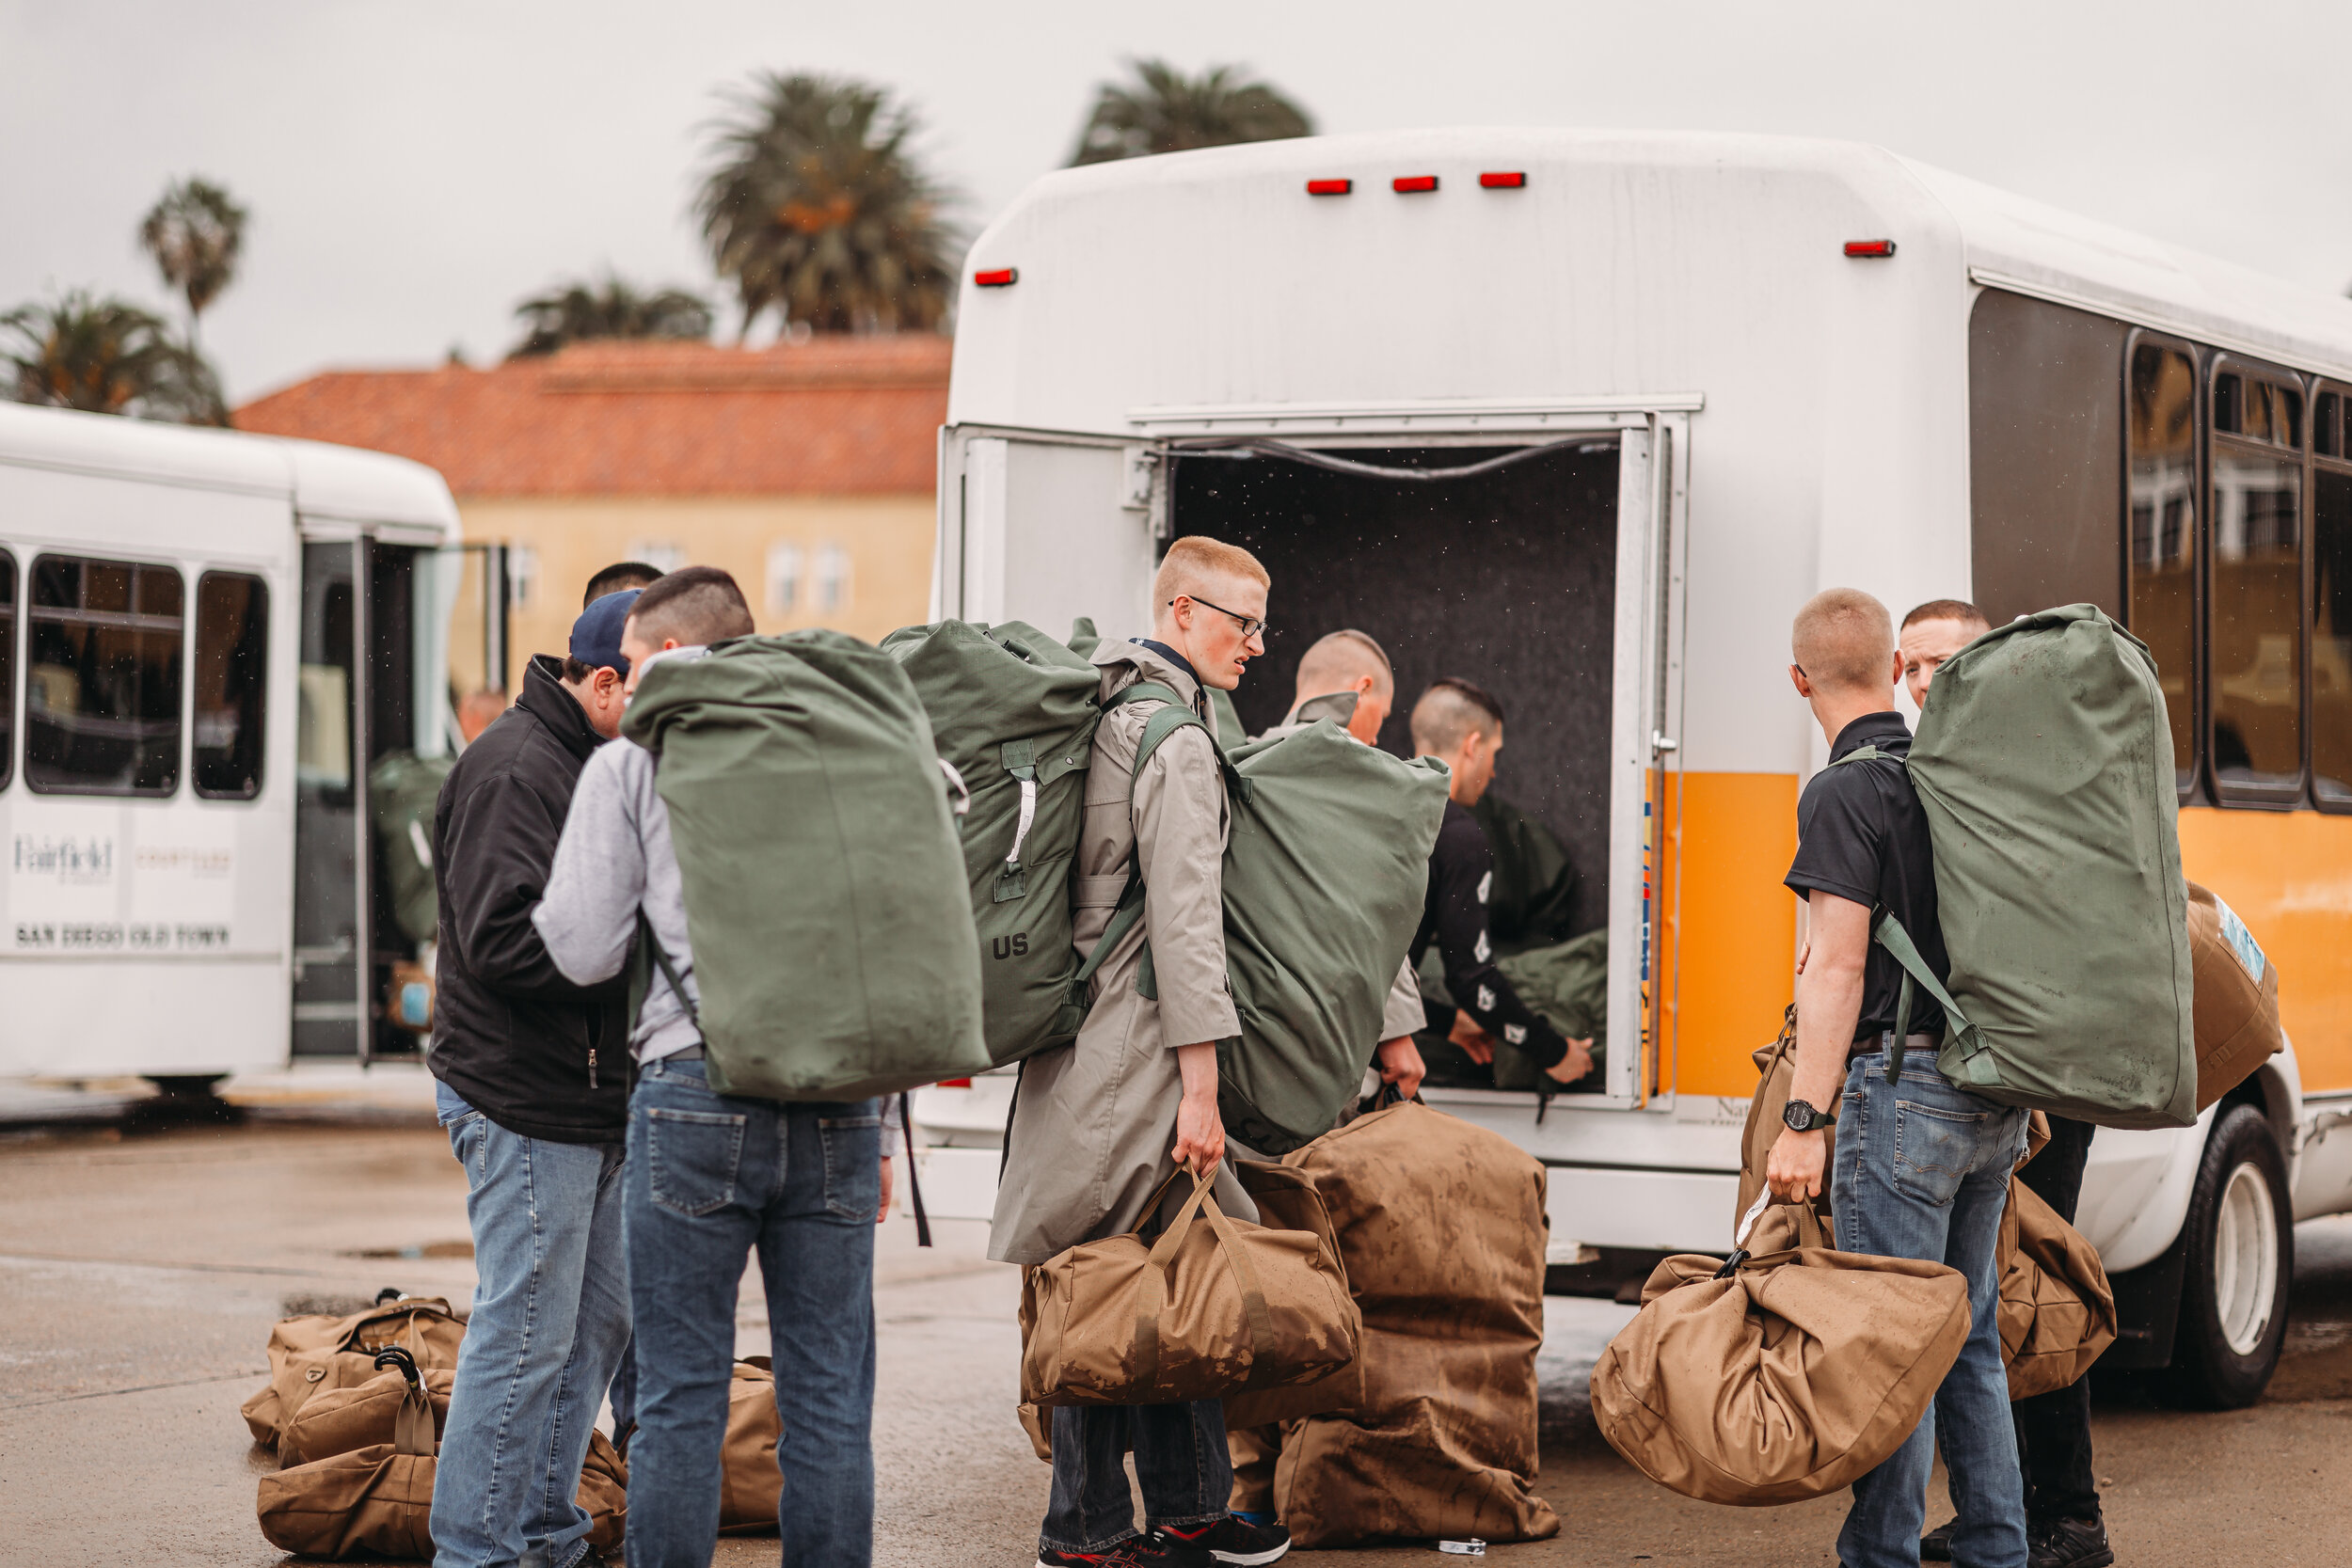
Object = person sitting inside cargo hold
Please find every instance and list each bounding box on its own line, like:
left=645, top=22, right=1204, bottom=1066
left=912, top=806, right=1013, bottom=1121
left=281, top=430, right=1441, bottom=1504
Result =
left=1407, top=678, right=1596, bottom=1087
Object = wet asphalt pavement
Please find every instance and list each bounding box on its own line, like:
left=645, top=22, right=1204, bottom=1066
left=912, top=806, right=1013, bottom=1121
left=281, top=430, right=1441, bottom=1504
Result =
left=5, top=1073, right=2352, bottom=1566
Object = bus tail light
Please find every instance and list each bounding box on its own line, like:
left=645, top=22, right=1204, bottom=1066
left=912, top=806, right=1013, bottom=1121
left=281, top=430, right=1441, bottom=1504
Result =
left=1479, top=171, right=1527, bottom=189
left=1844, top=240, right=1897, bottom=258
left=974, top=267, right=1018, bottom=287
left=1307, top=178, right=1352, bottom=196
left=1392, top=175, right=1438, bottom=194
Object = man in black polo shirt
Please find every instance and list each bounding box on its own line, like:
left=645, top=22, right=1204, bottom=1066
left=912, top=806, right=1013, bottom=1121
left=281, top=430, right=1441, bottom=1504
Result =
left=1764, top=588, right=2030, bottom=1568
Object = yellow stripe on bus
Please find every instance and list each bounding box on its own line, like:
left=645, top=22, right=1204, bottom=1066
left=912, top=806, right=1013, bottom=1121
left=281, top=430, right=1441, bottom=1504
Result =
left=2179, top=807, right=2352, bottom=1096
left=1659, top=771, right=1801, bottom=1099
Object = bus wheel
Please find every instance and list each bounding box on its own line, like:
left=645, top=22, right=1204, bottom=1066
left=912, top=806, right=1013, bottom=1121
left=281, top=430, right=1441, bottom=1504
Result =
left=2165, top=1103, right=2292, bottom=1409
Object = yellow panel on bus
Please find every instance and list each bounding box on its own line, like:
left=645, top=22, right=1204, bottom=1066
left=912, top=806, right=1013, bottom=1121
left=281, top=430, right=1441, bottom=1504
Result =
left=1659, top=771, right=1801, bottom=1100
left=2178, top=807, right=2352, bottom=1095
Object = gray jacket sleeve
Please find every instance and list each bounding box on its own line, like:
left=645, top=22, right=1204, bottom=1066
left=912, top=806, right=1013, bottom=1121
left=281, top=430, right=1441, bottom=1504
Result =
left=1133, top=722, right=1241, bottom=1049
left=532, top=744, right=645, bottom=988
left=1381, top=958, right=1425, bottom=1043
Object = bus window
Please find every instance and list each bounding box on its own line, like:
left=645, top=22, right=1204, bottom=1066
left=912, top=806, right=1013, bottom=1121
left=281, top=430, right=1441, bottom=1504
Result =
left=25, top=555, right=183, bottom=796
left=2314, top=387, right=2352, bottom=808
left=2209, top=364, right=2305, bottom=797
left=194, top=571, right=268, bottom=800
left=0, top=551, right=14, bottom=792
left=2127, top=341, right=2199, bottom=788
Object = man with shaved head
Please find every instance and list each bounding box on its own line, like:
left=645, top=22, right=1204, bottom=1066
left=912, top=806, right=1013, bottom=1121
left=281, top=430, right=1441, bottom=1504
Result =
left=1404, top=679, right=1595, bottom=1089
left=1767, top=588, right=2029, bottom=1568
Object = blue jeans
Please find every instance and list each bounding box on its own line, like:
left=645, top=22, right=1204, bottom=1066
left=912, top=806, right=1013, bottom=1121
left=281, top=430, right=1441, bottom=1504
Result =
left=431, top=1083, right=631, bottom=1568
left=1042, top=1401, right=1232, bottom=1554
left=1833, top=1051, right=2029, bottom=1568
left=622, top=1056, right=880, bottom=1568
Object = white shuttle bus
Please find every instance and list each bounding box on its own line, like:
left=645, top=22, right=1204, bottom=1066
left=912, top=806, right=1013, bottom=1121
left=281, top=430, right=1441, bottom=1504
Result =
left=0, top=403, right=480, bottom=1087
left=925, top=129, right=2352, bottom=1405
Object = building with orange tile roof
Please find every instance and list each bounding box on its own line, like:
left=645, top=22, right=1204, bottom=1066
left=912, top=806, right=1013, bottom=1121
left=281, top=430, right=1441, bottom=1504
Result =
left=236, top=335, right=948, bottom=691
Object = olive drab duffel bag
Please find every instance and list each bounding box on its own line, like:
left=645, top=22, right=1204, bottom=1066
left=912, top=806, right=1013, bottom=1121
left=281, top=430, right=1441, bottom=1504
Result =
left=1020, top=1169, right=1359, bottom=1408
left=1849, top=604, right=2199, bottom=1130
left=882, top=620, right=1104, bottom=1067
left=1590, top=1191, right=1973, bottom=1506
left=621, top=632, right=992, bottom=1100
left=241, top=1292, right=466, bottom=1449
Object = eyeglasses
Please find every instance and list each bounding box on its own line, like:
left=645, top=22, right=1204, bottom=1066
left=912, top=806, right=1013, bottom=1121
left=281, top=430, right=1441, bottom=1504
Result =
left=1171, top=594, right=1272, bottom=641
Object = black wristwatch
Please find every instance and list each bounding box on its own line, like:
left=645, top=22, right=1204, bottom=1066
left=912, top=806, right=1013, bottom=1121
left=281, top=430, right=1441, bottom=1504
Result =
left=1782, top=1099, right=1834, bottom=1132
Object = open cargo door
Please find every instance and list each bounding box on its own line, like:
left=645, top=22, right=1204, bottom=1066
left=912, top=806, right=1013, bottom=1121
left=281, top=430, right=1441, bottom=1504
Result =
left=935, top=431, right=1160, bottom=638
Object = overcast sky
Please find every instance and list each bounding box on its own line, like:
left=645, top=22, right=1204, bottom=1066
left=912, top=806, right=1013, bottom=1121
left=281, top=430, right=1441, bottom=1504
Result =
left=8, top=0, right=2351, bottom=404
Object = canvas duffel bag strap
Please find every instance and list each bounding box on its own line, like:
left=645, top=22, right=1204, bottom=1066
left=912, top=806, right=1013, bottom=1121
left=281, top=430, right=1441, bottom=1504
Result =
left=1130, top=1170, right=1280, bottom=1394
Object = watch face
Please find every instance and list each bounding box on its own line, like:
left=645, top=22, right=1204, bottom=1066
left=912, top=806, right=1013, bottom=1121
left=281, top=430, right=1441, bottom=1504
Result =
left=1783, top=1100, right=1815, bottom=1132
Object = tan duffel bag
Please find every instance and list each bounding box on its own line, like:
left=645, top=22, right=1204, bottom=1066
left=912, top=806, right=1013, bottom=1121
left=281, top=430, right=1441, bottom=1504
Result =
left=278, top=1365, right=455, bottom=1465
left=258, top=1358, right=628, bottom=1559
left=2187, top=879, right=2283, bottom=1111
left=242, top=1292, right=466, bottom=1448
left=2000, top=1161, right=2118, bottom=1401
left=1020, top=1168, right=1358, bottom=1408
left=1591, top=1192, right=1972, bottom=1506
left=719, top=1357, right=786, bottom=1533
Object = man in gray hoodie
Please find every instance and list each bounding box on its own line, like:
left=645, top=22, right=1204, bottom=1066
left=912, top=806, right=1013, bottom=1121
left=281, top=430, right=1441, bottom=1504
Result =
left=532, top=566, right=897, bottom=1568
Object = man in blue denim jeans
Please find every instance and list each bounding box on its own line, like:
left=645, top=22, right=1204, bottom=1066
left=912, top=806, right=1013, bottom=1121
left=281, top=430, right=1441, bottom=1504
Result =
left=428, top=589, right=641, bottom=1568
left=533, top=566, right=898, bottom=1568
left=1765, top=588, right=2030, bottom=1568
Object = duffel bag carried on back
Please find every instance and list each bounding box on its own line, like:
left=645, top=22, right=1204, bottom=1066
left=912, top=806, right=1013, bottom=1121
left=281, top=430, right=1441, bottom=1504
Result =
left=241, top=1292, right=465, bottom=1449
left=883, top=620, right=1101, bottom=1067
left=622, top=632, right=992, bottom=1100
left=1021, top=1170, right=1358, bottom=1408
left=1884, top=604, right=2196, bottom=1129
left=1591, top=1192, right=1972, bottom=1506
left=2186, top=879, right=2283, bottom=1111
left=1216, top=723, right=1449, bottom=1152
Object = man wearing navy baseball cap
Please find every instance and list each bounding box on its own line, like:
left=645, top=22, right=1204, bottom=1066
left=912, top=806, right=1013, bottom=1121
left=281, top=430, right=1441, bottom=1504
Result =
left=428, top=588, right=642, bottom=1568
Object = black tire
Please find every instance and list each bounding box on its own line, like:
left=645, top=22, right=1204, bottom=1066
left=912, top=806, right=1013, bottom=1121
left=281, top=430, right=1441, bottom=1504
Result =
left=2164, top=1103, right=2293, bottom=1409
left=145, top=1074, right=228, bottom=1099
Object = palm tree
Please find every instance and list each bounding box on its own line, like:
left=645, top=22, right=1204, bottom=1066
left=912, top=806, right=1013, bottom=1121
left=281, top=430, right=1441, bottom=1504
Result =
left=695, top=72, right=957, bottom=338
left=1068, top=59, right=1314, bottom=166
left=509, top=276, right=714, bottom=357
left=138, top=177, right=248, bottom=348
left=2, top=292, right=227, bottom=425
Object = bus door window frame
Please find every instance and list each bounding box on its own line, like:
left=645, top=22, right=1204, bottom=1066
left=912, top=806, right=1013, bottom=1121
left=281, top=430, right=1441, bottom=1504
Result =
left=0, top=546, right=15, bottom=794
left=2204, top=352, right=2311, bottom=810
left=2310, top=381, right=2352, bottom=813
left=2122, top=328, right=2206, bottom=802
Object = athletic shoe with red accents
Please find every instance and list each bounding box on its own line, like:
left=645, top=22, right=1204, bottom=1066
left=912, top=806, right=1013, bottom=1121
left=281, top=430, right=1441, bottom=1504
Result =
left=1036, top=1532, right=1211, bottom=1568
left=1154, top=1515, right=1293, bottom=1565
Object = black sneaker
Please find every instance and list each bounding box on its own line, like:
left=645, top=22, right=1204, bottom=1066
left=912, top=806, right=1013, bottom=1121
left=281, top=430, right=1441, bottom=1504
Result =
left=2029, top=1515, right=2115, bottom=1568
left=1155, top=1515, right=1292, bottom=1565
left=1919, top=1515, right=1958, bottom=1560
left=1038, top=1534, right=1212, bottom=1568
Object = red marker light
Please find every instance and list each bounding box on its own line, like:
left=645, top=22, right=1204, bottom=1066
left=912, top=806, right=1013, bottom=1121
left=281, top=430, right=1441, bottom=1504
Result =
left=1843, top=240, right=1897, bottom=259
left=973, top=266, right=1018, bottom=287
left=937, top=1078, right=974, bottom=1089
left=1306, top=178, right=1352, bottom=196
left=1479, top=171, right=1526, bottom=189
left=1392, top=175, right=1439, bottom=194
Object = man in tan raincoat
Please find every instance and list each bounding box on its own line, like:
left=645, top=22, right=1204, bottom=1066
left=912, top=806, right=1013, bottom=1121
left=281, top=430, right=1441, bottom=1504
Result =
left=992, top=535, right=1295, bottom=1568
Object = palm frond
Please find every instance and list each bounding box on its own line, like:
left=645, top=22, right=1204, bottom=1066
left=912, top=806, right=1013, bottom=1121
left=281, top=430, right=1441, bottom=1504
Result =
left=1069, top=58, right=1314, bottom=166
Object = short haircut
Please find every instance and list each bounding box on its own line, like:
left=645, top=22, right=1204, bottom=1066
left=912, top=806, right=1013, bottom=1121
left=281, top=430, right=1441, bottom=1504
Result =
left=1792, top=588, right=1896, bottom=695
left=1152, top=535, right=1270, bottom=612
left=584, top=561, right=665, bottom=608
left=1295, top=628, right=1393, bottom=696
left=1409, top=677, right=1506, bottom=753
left=1900, top=597, right=1992, bottom=635
left=627, top=565, right=754, bottom=647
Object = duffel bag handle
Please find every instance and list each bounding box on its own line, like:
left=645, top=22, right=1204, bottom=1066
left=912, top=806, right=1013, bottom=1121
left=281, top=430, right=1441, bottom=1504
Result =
left=1714, top=1185, right=1830, bottom=1276
left=374, top=1346, right=435, bottom=1456
left=1133, top=1171, right=1278, bottom=1396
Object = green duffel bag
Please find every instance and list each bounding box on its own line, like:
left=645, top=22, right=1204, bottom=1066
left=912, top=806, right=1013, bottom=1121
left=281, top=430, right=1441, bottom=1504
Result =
left=1857, top=604, right=2197, bottom=1130
left=367, top=751, right=453, bottom=949
left=882, top=619, right=1102, bottom=1067
left=621, top=632, right=992, bottom=1101
left=1216, top=722, right=1450, bottom=1152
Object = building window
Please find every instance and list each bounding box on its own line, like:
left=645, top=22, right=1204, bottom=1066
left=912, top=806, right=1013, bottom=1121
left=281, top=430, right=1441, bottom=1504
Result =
left=26, top=555, right=183, bottom=796
left=2208, top=360, right=2304, bottom=799
left=628, top=540, right=686, bottom=574
left=2126, top=338, right=2199, bottom=789
left=767, top=541, right=803, bottom=614
left=194, top=572, right=269, bottom=800
left=506, top=544, right=539, bottom=610
left=817, top=543, right=851, bottom=613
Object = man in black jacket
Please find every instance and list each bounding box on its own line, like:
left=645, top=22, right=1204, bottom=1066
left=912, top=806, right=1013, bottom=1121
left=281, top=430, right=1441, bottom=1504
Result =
left=428, top=590, right=636, bottom=1568
left=1407, top=679, right=1596, bottom=1088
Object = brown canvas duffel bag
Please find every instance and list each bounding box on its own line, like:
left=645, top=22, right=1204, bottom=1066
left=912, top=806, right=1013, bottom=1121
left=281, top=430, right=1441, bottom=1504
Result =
left=2187, top=879, right=2283, bottom=1111
left=1999, top=1172, right=2118, bottom=1401
left=278, top=1365, right=456, bottom=1466
left=242, top=1293, right=466, bottom=1448
left=258, top=1360, right=628, bottom=1559
left=1592, top=1192, right=1972, bottom=1506
left=1020, top=1168, right=1358, bottom=1408
left=1248, top=1101, right=1559, bottom=1548
left=718, top=1357, right=786, bottom=1533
